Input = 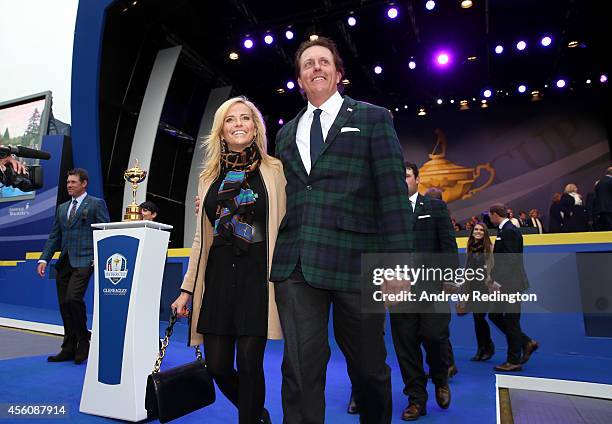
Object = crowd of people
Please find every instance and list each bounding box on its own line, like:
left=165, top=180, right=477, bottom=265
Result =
left=5, top=34, right=609, bottom=423
left=448, top=171, right=612, bottom=234
left=166, top=37, right=544, bottom=423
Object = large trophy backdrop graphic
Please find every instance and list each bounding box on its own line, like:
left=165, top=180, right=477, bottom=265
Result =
left=123, top=159, right=147, bottom=221
left=418, top=129, right=496, bottom=203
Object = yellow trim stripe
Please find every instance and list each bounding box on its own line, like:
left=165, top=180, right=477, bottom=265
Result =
left=167, top=248, right=191, bottom=257
left=457, top=231, right=612, bottom=248
left=0, top=261, right=25, bottom=267
left=25, top=252, right=60, bottom=260
left=13, top=231, right=612, bottom=261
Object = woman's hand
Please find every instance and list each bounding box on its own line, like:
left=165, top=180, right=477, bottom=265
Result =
left=194, top=195, right=201, bottom=215
left=171, top=292, right=192, bottom=317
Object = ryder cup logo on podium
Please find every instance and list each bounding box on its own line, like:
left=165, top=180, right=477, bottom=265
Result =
left=104, top=253, right=128, bottom=285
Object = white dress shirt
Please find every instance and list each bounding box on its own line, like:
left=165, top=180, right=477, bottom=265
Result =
left=498, top=218, right=510, bottom=230
left=531, top=217, right=543, bottom=234
left=296, top=91, right=344, bottom=174
left=408, top=192, right=418, bottom=213
left=66, top=192, right=88, bottom=221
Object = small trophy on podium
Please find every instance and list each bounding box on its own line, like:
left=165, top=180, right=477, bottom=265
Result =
left=123, top=159, right=148, bottom=221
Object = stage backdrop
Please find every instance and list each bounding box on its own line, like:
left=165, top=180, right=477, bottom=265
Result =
left=396, top=94, right=610, bottom=228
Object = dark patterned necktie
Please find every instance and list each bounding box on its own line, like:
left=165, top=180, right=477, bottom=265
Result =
left=69, top=199, right=78, bottom=221
left=310, top=109, right=324, bottom=166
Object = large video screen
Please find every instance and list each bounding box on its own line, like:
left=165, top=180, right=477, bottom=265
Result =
left=0, top=91, right=51, bottom=202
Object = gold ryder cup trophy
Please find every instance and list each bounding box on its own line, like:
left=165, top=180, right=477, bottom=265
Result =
left=123, top=159, right=148, bottom=221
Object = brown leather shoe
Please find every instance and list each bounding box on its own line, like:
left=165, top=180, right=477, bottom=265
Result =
left=401, top=403, right=426, bottom=421
left=494, top=362, right=523, bottom=372
left=435, top=385, right=451, bottom=409
left=520, top=340, right=539, bottom=364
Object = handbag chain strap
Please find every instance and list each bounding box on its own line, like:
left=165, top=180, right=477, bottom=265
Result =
left=152, top=310, right=203, bottom=374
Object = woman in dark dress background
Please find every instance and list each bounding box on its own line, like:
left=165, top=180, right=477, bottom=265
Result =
left=548, top=192, right=563, bottom=233
left=172, top=97, right=286, bottom=424
left=464, top=222, right=495, bottom=361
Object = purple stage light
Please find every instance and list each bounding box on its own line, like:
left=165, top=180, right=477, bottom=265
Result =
left=387, top=6, right=399, bottom=19
left=494, top=45, right=504, bottom=54
left=264, top=34, right=274, bottom=45
left=278, top=119, right=284, bottom=125
left=518, top=84, right=527, bottom=93
left=556, top=79, right=566, bottom=88
left=436, top=52, right=450, bottom=66
left=286, top=81, right=295, bottom=90
left=374, top=65, right=383, bottom=74
left=600, top=74, right=608, bottom=83
left=408, top=60, right=416, bottom=69
left=425, top=1, right=436, bottom=11
left=347, top=16, right=357, bottom=26
left=483, top=89, right=492, bottom=98
left=516, top=40, right=527, bottom=51
left=243, top=38, right=254, bottom=49
left=541, top=36, right=552, bottom=47
left=285, top=30, right=294, bottom=40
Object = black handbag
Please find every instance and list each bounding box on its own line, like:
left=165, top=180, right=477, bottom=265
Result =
left=145, top=311, right=216, bottom=423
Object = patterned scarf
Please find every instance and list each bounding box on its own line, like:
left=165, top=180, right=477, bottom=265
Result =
left=213, top=140, right=261, bottom=254
left=468, top=239, right=484, bottom=254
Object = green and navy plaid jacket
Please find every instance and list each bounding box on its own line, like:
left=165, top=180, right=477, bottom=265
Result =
left=40, top=195, right=110, bottom=268
left=270, top=96, right=414, bottom=291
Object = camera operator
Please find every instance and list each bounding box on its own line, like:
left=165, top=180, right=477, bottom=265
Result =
left=0, top=154, right=36, bottom=192
left=1, top=144, right=49, bottom=192
left=0, top=150, right=29, bottom=190
left=0, top=154, right=27, bottom=175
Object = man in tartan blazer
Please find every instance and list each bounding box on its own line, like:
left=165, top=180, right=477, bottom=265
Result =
left=270, top=37, right=413, bottom=424
left=38, top=168, right=109, bottom=364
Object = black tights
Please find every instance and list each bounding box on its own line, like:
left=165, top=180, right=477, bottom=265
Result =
left=204, top=334, right=267, bottom=424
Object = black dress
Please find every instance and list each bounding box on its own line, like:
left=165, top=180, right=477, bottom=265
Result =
left=197, top=170, right=269, bottom=337
left=465, top=250, right=490, bottom=313
left=559, top=193, right=588, bottom=233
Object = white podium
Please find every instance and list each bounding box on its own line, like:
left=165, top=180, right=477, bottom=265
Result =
left=80, top=221, right=172, bottom=421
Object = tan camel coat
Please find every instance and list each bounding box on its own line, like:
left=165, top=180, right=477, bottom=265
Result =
left=181, top=157, right=287, bottom=346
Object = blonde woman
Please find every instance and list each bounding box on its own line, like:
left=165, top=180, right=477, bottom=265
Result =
left=560, top=183, right=587, bottom=232
left=172, top=97, right=286, bottom=424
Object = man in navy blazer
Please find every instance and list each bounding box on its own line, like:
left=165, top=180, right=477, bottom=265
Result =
left=38, top=168, right=109, bottom=364
left=594, top=166, right=612, bottom=230
left=488, top=203, right=538, bottom=372
left=389, top=163, right=458, bottom=420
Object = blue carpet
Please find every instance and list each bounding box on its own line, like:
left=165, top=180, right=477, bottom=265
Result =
left=1, top=325, right=612, bottom=424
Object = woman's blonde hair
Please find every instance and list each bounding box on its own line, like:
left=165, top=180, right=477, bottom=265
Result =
left=564, top=183, right=578, bottom=193
left=200, top=96, right=271, bottom=181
